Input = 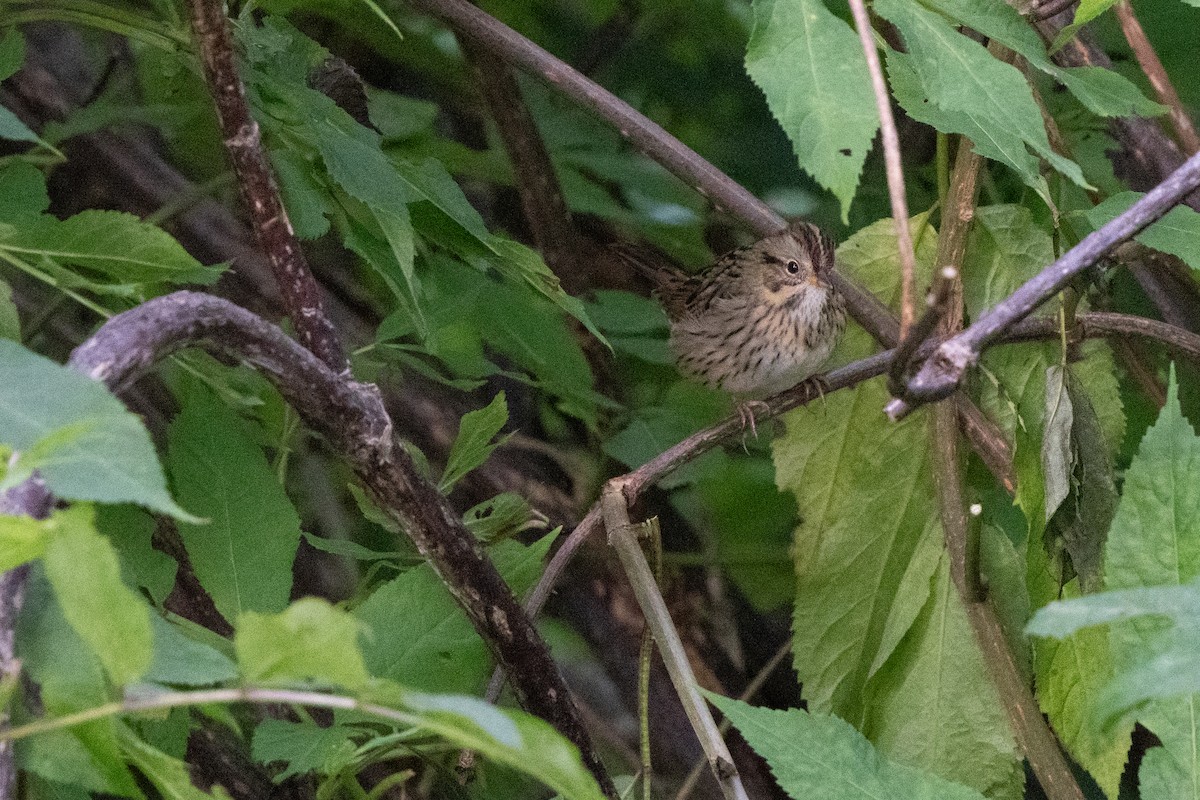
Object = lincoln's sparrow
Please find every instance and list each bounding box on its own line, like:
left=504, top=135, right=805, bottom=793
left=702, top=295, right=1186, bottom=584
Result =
left=620, top=221, right=846, bottom=430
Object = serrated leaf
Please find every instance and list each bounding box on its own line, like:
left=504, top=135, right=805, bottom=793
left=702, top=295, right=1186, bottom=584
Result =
left=862, top=550, right=1023, bottom=799
left=97, top=504, right=176, bottom=606
left=440, top=391, right=509, bottom=492
left=0, top=160, right=48, bottom=222
left=354, top=535, right=553, bottom=692
left=485, top=238, right=609, bottom=347
left=919, top=0, right=1163, bottom=118
left=708, top=694, right=987, bottom=800
left=270, top=147, right=332, bottom=239
left=0, top=210, right=222, bottom=286
left=1030, top=581, right=1132, bottom=800
left=463, top=492, right=536, bottom=542
left=236, top=597, right=369, bottom=689
left=167, top=378, right=302, bottom=621
left=44, top=505, right=153, bottom=686
left=745, top=0, right=878, bottom=222
left=1103, top=367, right=1200, bottom=797
left=252, top=719, right=357, bottom=781
left=877, top=0, right=1090, bottom=206
left=1087, top=191, right=1200, bottom=271
left=0, top=340, right=194, bottom=519
left=774, top=215, right=1020, bottom=796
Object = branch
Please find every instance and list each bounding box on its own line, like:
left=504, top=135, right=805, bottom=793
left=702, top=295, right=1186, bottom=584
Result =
left=0, top=476, right=52, bottom=798
left=847, top=0, right=917, bottom=336
left=1113, top=0, right=1200, bottom=155
left=67, top=292, right=617, bottom=799
left=891, top=149, right=1200, bottom=418
left=601, top=485, right=749, bottom=800
left=405, top=0, right=905, bottom=346
left=186, top=0, right=346, bottom=371
left=460, top=37, right=586, bottom=290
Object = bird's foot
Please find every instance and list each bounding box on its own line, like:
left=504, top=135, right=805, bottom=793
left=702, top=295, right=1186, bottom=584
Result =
left=798, top=374, right=830, bottom=407
left=734, top=399, right=772, bottom=441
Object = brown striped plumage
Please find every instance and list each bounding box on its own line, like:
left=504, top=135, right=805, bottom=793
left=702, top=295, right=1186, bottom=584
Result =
left=621, top=220, right=846, bottom=400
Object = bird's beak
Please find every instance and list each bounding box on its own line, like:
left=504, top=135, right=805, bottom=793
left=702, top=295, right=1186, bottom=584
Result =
left=807, top=274, right=824, bottom=288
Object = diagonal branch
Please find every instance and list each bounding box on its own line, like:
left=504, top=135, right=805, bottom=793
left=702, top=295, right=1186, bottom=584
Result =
left=1112, top=0, right=1200, bottom=156
left=186, top=0, right=346, bottom=372
left=890, top=148, right=1200, bottom=418
left=67, top=292, right=618, bottom=800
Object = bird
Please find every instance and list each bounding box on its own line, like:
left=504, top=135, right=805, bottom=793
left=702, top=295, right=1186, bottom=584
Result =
left=617, top=220, right=847, bottom=435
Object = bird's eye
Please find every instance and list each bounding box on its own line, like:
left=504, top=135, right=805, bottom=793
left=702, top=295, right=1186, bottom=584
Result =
left=786, top=260, right=801, bottom=274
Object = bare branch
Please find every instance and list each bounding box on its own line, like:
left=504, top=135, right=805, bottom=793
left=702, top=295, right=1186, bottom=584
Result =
left=891, top=149, right=1200, bottom=418
left=601, top=484, right=749, bottom=800
left=847, top=0, right=917, bottom=336
left=186, top=0, right=346, bottom=372
left=67, top=292, right=617, bottom=799
left=460, top=39, right=586, bottom=289
left=1113, top=0, right=1200, bottom=155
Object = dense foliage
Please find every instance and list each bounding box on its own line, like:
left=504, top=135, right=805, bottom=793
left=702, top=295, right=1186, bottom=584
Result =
left=3, top=0, right=1200, bottom=799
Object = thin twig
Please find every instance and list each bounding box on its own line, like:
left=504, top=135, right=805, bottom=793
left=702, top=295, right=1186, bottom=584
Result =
left=1113, top=0, right=1200, bottom=155
left=186, top=0, right=346, bottom=371
left=847, top=0, right=916, bottom=336
left=67, top=292, right=617, bottom=799
left=891, top=149, right=1200, bottom=418
left=888, top=267, right=958, bottom=397
left=1030, top=0, right=1077, bottom=22
left=601, top=484, right=749, bottom=800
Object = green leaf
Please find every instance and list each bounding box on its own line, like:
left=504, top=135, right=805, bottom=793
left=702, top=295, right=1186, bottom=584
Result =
left=167, top=378, right=303, bottom=621
left=0, top=28, right=25, bottom=81
left=373, top=687, right=606, bottom=800
left=252, top=719, right=357, bottom=781
left=484, top=237, right=609, bottom=348
left=15, top=571, right=142, bottom=797
left=745, top=0, right=878, bottom=222
left=878, top=0, right=1090, bottom=207
left=146, top=615, right=238, bottom=686
left=97, top=504, right=176, bottom=606
left=0, top=513, right=52, bottom=571
left=119, top=727, right=233, bottom=800
left=269, top=147, right=332, bottom=239
left=918, top=0, right=1163, bottom=117
left=1103, top=367, right=1200, bottom=797
left=0, top=161, right=49, bottom=222
left=1031, top=588, right=1132, bottom=800
left=0, top=340, right=193, bottom=518
left=43, top=505, right=153, bottom=686
left=440, top=391, right=509, bottom=492
left=355, top=535, right=553, bottom=692
left=774, top=216, right=1020, bottom=796
left=1087, top=191, right=1200, bottom=271
left=708, top=694, right=987, bottom=800
left=0, top=105, right=41, bottom=144
left=0, top=210, right=223, bottom=286
left=236, top=597, right=370, bottom=689
left=463, top=492, right=537, bottom=542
